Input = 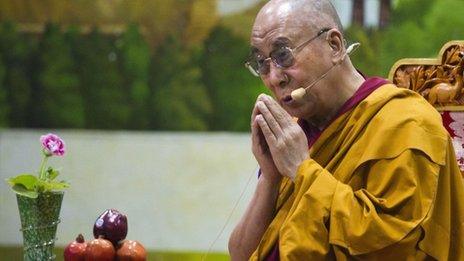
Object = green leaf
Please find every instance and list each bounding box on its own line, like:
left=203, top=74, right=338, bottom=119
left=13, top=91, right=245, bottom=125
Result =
left=6, top=174, right=38, bottom=190
left=11, top=184, right=38, bottom=198
left=36, top=179, right=69, bottom=192
left=45, top=167, right=60, bottom=180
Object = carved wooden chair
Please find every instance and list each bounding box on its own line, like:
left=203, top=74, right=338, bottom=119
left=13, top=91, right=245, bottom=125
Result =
left=388, top=41, right=464, bottom=177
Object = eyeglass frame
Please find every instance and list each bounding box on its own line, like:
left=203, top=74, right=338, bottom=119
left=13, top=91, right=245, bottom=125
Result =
left=244, top=27, right=332, bottom=77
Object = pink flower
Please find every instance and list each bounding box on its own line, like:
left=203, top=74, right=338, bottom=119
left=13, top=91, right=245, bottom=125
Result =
left=40, top=133, right=66, bottom=156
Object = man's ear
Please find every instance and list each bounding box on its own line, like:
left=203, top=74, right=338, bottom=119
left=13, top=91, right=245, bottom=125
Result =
left=325, top=29, right=344, bottom=65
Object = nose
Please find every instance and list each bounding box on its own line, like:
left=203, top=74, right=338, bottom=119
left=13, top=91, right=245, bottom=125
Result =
left=267, top=61, right=289, bottom=89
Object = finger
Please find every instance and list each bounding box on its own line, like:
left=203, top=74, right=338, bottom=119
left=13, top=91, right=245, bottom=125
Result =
left=252, top=113, right=264, bottom=144
left=260, top=94, right=293, bottom=128
left=251, top=113, right=260, bottom=144
left=252, top=115, right=271, bottom=156
left=256, top=114, right=277, bottom=147
left=251, top=101, right=260, bottom=126
left=251, top=94, right=266, bottom=124
left=251, top=97, right=269, bottom=151
left=256, top=101, right=284, bottom=137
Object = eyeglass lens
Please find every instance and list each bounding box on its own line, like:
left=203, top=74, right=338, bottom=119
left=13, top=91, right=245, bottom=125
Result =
left=256, top=47, right=294, bottom=75
left=247, top=28, right=331, bottom=76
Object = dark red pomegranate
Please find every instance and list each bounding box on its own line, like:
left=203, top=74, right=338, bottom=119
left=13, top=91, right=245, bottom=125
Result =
left=93, top=209, right=128, bottom=246
left=64, top=234, right=87, bottom=261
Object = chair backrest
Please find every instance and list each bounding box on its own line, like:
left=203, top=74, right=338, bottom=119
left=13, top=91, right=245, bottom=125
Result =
left=388, top=40, right=464, bottom=177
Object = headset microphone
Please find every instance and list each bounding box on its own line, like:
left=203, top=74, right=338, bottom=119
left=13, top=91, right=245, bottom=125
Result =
left=290, top=42, right=361, bottom=102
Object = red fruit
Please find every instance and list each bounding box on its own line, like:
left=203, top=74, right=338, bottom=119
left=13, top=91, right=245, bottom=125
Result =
left=64, top=234, right=87, bottom=261
left=116, top=240, right=147, bottom=261
left=85, top=237, right=115, bottom=261
left=93, top=209, right=128, bottom=246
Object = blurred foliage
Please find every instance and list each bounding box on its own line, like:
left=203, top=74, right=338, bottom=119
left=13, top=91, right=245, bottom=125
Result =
left=220, top=1, right=266, bottom=40
left=0, top=53, right=6, bottom=127
left=184, top=0, right=219, bottom=46
left=118, top=24, right=151, bottom=129
left=390, top=0, right=436, bottom=27
left=0, top=0, right=463, bottom=131
left=0, top=22, right=34, bottom=127
left=67, top=27, right=130, bottom=129
left=347, top=0, right=464, bottom=78
left=0, top=0, right=218, bottom=47
left=344, top=26, right=382, bottom=77
left=0, top=0, right=100, bottom=25
left=150, top=34, right=212, bottom=131
left=34, top=23, right=85, bottom=128
left=422, top=0, right=464, bottom=53
left=200, top=25, right=263, bottom=131
left=115, top=0, right=190, bottom=45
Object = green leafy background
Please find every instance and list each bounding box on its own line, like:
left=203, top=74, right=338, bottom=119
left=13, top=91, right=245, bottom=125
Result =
left=0, top=0, right=462, bottom=131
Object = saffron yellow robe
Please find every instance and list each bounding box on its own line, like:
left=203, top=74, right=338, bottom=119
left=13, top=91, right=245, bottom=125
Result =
left=250, top=84, right=464, bottom=260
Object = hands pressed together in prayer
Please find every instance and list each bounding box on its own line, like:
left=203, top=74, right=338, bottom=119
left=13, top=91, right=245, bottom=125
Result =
left=251, top=94, right=309, bottom=182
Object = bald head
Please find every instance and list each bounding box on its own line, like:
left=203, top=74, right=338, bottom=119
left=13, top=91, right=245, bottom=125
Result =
left=249, top=0, right=365, bottom=125
left=253, top=0, right=343, bottom=39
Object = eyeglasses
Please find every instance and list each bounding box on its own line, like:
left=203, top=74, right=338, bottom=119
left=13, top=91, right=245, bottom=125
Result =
left=245, top=28, right=331, bottom=77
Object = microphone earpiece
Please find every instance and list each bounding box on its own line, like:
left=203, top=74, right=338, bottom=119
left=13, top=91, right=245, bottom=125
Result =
left=290, top=42, right=361, bottom=102
left=346, top=42, right=361, bottom=56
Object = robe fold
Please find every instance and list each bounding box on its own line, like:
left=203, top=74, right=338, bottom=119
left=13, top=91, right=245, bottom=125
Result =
left=249, top=83, right=464, bottom=260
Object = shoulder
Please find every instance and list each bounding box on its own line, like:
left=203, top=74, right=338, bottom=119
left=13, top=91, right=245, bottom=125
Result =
left=365, top=84, right=447, bottom=138
left=353, top=84, right=449, bottom=165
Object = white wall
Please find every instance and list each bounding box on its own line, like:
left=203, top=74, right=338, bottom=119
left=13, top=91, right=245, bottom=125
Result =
left=0, top=130, right=258, bottom=252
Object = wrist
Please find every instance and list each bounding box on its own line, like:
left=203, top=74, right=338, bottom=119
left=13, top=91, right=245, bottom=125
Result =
left=257, top=176, right=281, bottom=203
left=290, top=155, right=311, bottom=181
left=258, top=174, right=281, bottom=188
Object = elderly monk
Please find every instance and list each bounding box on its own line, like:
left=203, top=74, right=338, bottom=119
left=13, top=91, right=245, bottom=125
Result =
left=228, top=0, right=464, bottom=260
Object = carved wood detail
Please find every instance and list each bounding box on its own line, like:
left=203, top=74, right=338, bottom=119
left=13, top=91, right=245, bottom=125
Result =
left=388, top=41, right=464, bottom=111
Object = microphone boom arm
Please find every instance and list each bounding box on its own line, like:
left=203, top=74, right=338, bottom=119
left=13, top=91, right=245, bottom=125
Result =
left=291, top=42, right=361, bottom=102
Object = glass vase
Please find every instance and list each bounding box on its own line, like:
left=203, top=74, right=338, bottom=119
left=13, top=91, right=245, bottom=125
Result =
left=16, top=191, right=64, bottom=261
